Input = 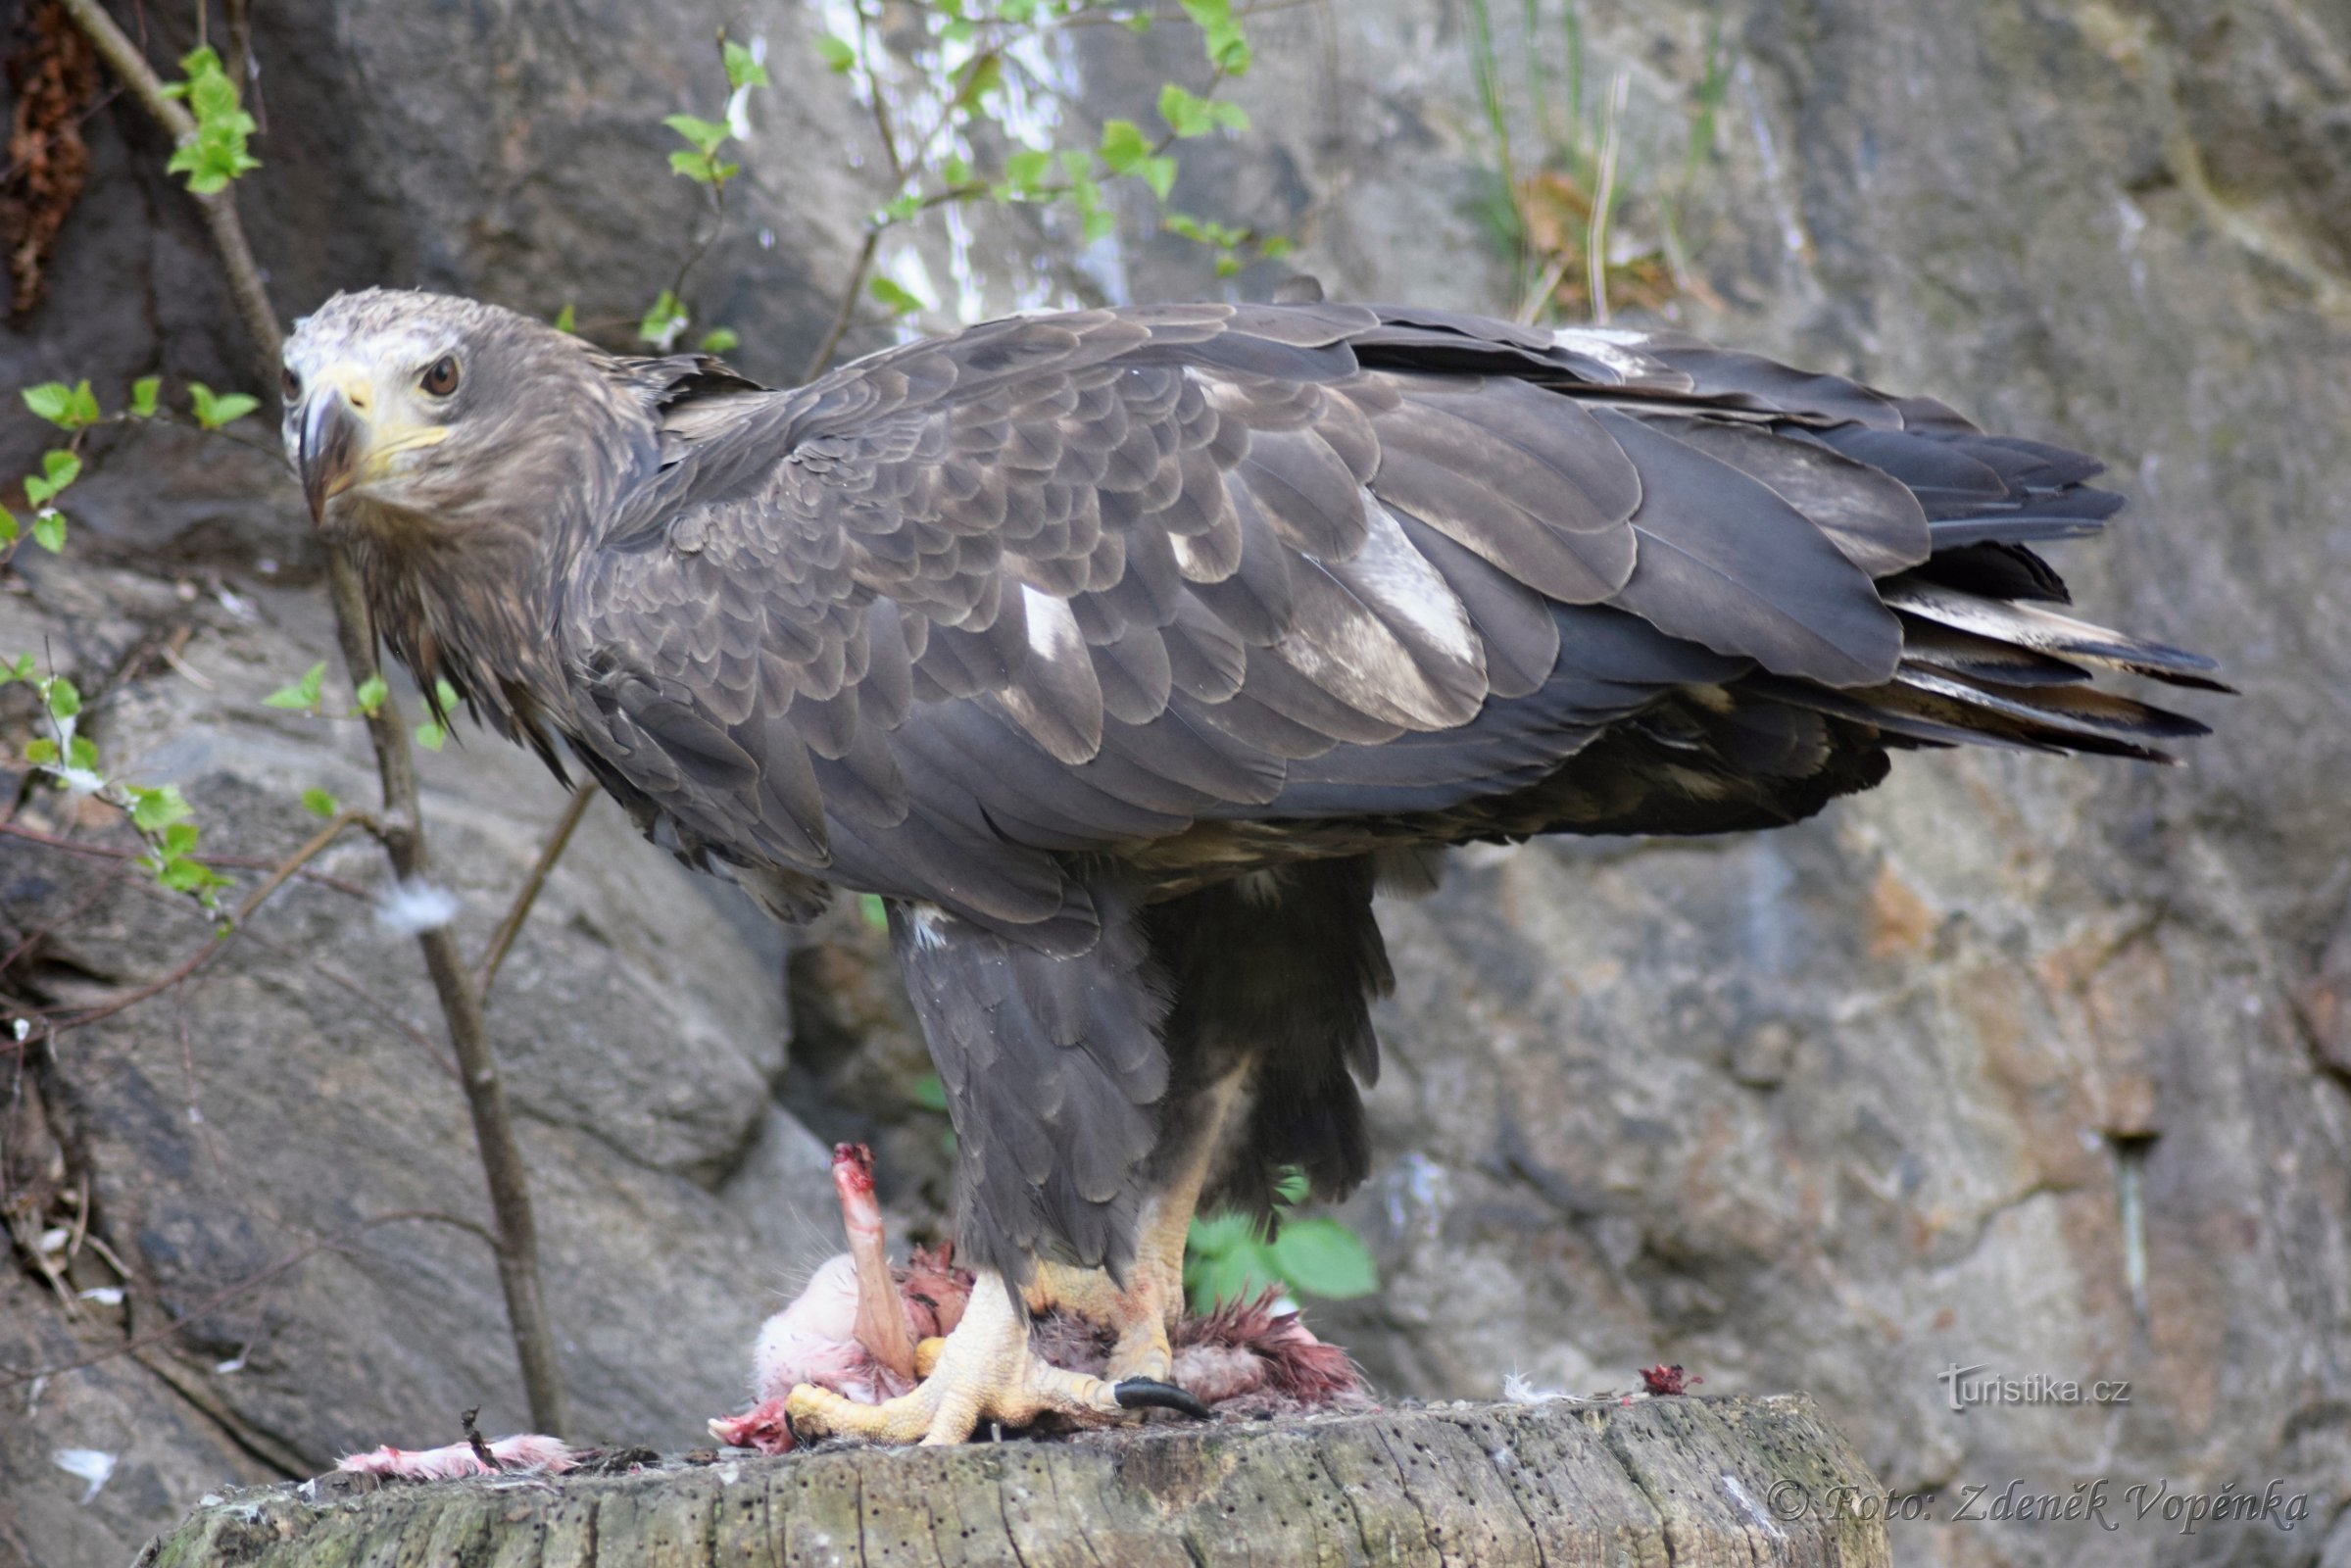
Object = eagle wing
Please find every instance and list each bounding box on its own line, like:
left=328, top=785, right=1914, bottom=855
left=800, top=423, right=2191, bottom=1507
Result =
left=560, top=302, right=2214, bottom=951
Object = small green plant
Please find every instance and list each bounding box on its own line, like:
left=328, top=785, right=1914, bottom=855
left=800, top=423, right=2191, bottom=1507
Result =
left=158, top=45, right=261, bottom=194
left=1464, top=0, right=1730, bottom=323
left=4, top=663, right=229, bottom=907
left=1184, top=1168, right=1379, bottom=1311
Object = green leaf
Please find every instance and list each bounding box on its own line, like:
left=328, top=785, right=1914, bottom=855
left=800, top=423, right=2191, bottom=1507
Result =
left=1268, top=1216, right=1379, bottom=1298
left=1188, top=1239, right=1280, bottom=1314
left=552, top=303, right=577, bottom=334
left=1272, top=1165, right=1311, bottom=1205
left=1178, top=0, right=1251, bottom=74
left=415, top=719, right=448, bottom=752
left=639, top=289, right=689, bottom=348
left=1002, top=148, right=1053, bottom=195
left=815, top=33, right=857, bottom=74
left=5, top=654, right=32, bottom=682
left=1260, top=234, right=1295, bottom=260
left=664, top=113, right=732, bottom=155
left=722, top=39, right=770, bottom=90
left=158, top=854, right=224, bottom=894
left=0, top=505, right=15, bottom=547
left=858, top=891, right=889, bottom=930
left=1188, top=1211, right=1254, bottom=1256
left=187, top=383, right=260, bottom=429
left=867, top=276, right=923, bottom=316
left=264, top=661, right=326, bottom=711
left=165, top=47, right=261, bottom=193
left=301, top=787, right=339, bottom=818
left=951, top=53, right=1004, bottom=111
left=24, top=448, right=80, bottom=506
left=353, top=673, right=389, bottom=715
left=941, top=153, right=972, bottom=187
left=44, top=677, right=79, bottom=720
left=160, top=821, right=201, bottom=858
left=1098, top=119, right=1151, bottom=174
left=24, top=381, right=98, bottom=428
left=1141, top=155, right=1178, bottom=202
left=67, top=734, right=97, bottom=772
left=668, top=149, right=719, bottom=183
left=909, top=1073, right=950, bottom=1112
left=1157, top=83, right=1216, bottom=138
left=433, top=678, right=462, bottom=710
left=698, top=326, right=741, bottom=355
left=879, top=192, right=923, bottom=223
left=24, top=738, right=56, bottom=765
left=130, top=376, right=161, bottom=417
left=128, top=784, right=194, bottom=833
left=30, top=512, right=64, bottom=553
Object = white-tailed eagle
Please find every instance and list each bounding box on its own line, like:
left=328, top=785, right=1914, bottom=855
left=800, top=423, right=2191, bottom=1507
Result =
left=282, top=291, right=2219, bottom=1443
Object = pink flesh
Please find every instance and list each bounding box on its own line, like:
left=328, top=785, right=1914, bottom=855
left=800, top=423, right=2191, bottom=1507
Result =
left=336, top=1433, right=577, bottom=1478
left=834, top=1143, right=917, bottom=1381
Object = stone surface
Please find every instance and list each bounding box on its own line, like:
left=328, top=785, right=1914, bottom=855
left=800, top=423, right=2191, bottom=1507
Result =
left=3, top=3, right=2348, bottom=1567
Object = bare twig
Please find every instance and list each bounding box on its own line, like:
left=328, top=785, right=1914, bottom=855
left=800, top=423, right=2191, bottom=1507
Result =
left=322, top=564, right=568, bottom=1438
left=61, top=0, right=568, bottom=1437
left=54, top=0, right=278, bottom=383
left=0, top=818, right=372, bottom=899
left=803, top=225, right=884, bottom=382
left=1587, top=68, right=1629, bottom=326
left=0, top=1208, right=501, bottom=1388
left=26, top=808, right=371, bottom=1035
left=475, top=782, right=597, bottom=1000
left=853, top=2, right=905, bottom=184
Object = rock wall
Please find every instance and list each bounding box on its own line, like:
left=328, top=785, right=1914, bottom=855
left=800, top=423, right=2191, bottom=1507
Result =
left=3, top=3, right=2347, bottom=1566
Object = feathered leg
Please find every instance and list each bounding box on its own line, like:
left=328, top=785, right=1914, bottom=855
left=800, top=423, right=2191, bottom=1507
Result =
left=1026, top=1066, right=1249, bottom=1383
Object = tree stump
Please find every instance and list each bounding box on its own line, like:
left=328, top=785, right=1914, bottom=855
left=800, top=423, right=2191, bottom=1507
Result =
left=140, top=1395, right=1890, bottom=1567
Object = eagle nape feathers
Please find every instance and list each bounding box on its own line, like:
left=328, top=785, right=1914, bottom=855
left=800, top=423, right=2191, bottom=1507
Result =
left=282, top=288, right=2221, bottom=1445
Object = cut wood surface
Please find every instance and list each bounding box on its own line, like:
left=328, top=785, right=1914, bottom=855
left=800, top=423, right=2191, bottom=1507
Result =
left=141, top=1394, right=1891, bottom=1567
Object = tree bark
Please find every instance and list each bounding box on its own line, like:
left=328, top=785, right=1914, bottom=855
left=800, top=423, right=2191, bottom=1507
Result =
left=138, top=1395, right=1892, bottom=1567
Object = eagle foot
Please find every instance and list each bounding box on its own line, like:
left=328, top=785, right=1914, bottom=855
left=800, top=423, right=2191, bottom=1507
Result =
left=784, top=1266, right=1177, bottom=1446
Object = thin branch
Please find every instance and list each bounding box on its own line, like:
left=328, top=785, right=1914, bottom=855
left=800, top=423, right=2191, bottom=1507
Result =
left=1587, top=69, right=1630, bottom=327
left=474, top=782, right=597, bottom=1000
left=0, top=818, right=373, bottom=899
left=53, top=0, right=280, bottom=384
left=27, top=809, right=371, bottom=1035
left=0, top=1208, right=500, bottom=1388
left=234, top=927, right=460, bottom=1079
left=803, top=225, right=883, bottom=382
left=853, top=1, right=905, bottom=184
left=62, top=0, right=568, bottom=1438
left=321, top=559, right=568, bottom=1440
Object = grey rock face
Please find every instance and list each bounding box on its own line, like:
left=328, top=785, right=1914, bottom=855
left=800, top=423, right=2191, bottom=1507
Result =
left=3, top=3, right=2345, bottom=1566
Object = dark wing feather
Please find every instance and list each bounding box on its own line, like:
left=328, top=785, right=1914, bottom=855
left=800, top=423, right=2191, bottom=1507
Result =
left=560, top=301, right=2217, bottom=954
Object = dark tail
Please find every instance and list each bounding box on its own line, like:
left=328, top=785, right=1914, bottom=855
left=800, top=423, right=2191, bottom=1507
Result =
left=1752, top=418, right=2226, bottom=761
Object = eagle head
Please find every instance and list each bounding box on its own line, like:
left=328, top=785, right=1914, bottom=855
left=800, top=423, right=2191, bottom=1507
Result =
left=280, top=288, right=639, bottom=543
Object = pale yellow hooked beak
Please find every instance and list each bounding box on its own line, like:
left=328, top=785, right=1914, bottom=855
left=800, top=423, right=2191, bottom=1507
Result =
left=295, top=363, right=449, bottom=523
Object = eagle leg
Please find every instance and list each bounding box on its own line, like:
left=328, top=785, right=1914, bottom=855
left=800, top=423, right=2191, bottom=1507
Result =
left=1025, top=1065, right=1249, bottom=1385
left=785, top=1267, right=1135, bottom=1446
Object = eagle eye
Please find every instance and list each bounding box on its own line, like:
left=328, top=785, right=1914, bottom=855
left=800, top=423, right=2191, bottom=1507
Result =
left=281, top=367, right=302, bottom=403
left=420, top=355, right=462, bottom=397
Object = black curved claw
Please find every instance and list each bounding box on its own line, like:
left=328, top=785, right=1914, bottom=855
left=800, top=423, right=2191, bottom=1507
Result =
left=1112, top=1378, right=1212, bottom=1421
